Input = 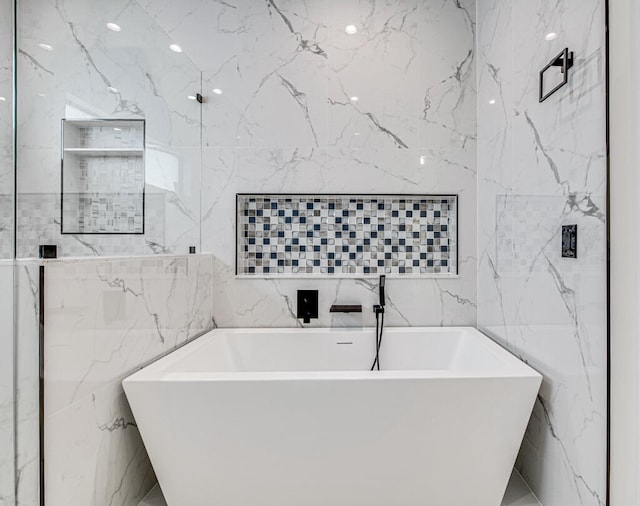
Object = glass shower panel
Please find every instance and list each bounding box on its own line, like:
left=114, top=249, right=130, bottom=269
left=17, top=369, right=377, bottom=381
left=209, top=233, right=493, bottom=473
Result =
left=16, top=0, right=202, bottom=258
left=0, top=0, right=13, bottom=252
left=13, top=1, right=203, bottom=504
left=0, top=0, right=14, bottom=504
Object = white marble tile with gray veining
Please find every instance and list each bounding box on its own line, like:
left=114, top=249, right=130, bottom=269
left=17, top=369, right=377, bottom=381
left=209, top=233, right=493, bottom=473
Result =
left=17, top=0, right=202, bottom=259
left=42, top=254, right=214, bottom=506
left=15, top=261, right=41, bottom=506
left=0, top=262, right=15, bottom=506
left=477, top=1, right=607, bottom=505
left=233, top=1, right=328, bottom=148
left=327, top=0, right=417, bottom=150
left=418, top=0, right=476, bottom=151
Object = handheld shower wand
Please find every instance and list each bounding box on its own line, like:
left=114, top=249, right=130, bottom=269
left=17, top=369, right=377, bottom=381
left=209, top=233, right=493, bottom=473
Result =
left=372, top=275, right=386, bottom=371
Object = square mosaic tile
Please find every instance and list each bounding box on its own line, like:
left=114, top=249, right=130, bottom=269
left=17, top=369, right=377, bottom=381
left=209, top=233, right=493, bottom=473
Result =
left=62, top=156, right=145, bottom=234
left=237, top=194, right=458, bottom=277
left=495, top=194, right=599, bottom=274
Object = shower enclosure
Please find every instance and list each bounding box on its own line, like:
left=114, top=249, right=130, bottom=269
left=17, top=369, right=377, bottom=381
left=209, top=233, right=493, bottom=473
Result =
left=4, top=0, right=205, bottom=504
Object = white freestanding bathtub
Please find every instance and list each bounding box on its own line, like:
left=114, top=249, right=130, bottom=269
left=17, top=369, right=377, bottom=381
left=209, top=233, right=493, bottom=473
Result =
left=123, top=327, right=541, bottom=506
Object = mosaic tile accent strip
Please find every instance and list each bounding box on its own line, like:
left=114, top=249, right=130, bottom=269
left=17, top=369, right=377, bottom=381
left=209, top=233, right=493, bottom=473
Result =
left=237, top=194, right=457, bottom=276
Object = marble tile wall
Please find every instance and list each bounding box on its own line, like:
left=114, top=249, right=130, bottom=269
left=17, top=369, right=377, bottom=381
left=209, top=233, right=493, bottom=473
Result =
left=14, top=261, right=40, bottom=506
left=140, top=0, right=478, bottom=328
left=0, top=262, right=15, bottom=506
left=16, top=0, right=202, bottom=258
left=476, top=2, right=607, bottom=505
left=15, top=254, right=215, bottom=506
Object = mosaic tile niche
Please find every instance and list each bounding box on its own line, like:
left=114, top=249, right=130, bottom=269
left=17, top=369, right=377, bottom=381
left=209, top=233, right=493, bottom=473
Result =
left=237, top=195, right=458, bottom=277
left=61, top=119, right=145, bottom=234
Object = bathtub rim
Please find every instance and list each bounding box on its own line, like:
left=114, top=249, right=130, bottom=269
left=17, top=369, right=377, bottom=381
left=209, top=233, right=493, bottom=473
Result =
left=123, top=326, right=542, bottom=384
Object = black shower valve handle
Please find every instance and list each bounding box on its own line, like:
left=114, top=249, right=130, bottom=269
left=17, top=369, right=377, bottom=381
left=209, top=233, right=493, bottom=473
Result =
left=297, top=289, right=319, bottom=324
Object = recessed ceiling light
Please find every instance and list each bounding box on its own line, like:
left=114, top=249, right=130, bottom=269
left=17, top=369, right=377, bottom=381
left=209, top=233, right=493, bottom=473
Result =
left=354, top=132, right=360, bottom=136
left=0, top=97, right=5, bottom=102
left=188, top=95, right=197, bottom=100
left=113, top=127, right=122, bottom=131
left=38, top=43, right=53, bottom=51
left=107, top=86, right=119, bottom=93
left=545, top=32, right=557, bottom=41
left=350, top=96, right=359, bottom=102
left=169, top=44, right=183, bottom=53
left=38, top=93, right=45, bottom=97
left=489, top=99, right=496, bottom=105
left=345, top=25, right=358, bottom=35
left=107, top=22, right=122, bottom=32
left=212, top=88, right=223, bottom=95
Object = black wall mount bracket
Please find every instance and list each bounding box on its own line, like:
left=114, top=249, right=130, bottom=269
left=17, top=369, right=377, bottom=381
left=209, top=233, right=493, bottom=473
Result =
left=539, top=48, right=574, bottom=103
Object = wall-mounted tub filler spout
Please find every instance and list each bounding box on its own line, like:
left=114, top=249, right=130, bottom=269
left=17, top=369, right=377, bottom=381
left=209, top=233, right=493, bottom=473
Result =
left=329, top=304, right=362, bottom=313
left=297, top=290, right=319, bottom=324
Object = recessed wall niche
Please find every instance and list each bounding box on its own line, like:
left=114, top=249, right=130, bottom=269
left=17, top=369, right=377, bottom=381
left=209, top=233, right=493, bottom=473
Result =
left=61, top=119, right=145, bottom=234
left=237, top=194, right=458, bottom=277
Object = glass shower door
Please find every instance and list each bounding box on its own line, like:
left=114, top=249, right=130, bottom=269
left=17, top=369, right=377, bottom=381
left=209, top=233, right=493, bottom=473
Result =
left=0, top=0, right=15, bottom=504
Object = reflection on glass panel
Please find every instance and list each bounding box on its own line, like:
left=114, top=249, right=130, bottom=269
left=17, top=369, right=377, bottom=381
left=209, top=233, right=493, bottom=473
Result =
left=0, top=0, right=14, bottom=504
left=0, top=0, right=12, bottom=259
left=13, top=0, right=204, bottom=504
left=16, top=0, right=202, bottom=258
